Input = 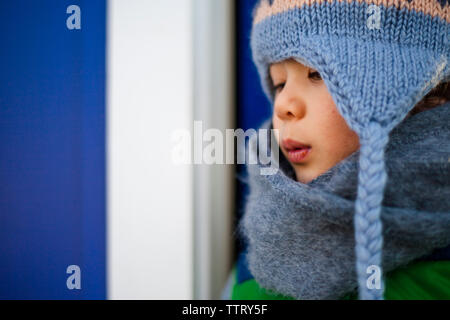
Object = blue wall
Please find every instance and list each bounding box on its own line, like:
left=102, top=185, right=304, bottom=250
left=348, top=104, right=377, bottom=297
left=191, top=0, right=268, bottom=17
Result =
left=236, top=0, right=272, bottom=132
left=0, top=1, right=106, bottom=299
left=235, top=0, right=272, bottom=260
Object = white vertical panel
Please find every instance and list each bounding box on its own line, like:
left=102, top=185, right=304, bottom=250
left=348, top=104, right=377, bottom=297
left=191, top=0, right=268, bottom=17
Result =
left=107, top=0, right=193, bottom=299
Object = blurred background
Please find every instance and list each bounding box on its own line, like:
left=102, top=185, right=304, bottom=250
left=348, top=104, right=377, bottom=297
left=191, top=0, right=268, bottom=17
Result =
left=0, top=0, right=272, bottom=299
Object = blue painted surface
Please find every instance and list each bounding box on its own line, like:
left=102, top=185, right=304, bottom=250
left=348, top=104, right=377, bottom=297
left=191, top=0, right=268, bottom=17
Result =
left=235, top=0, right=271, bottom=275
left=0, top=1, right=106, bottom=299
left=236, top=0, right=272, bottom=133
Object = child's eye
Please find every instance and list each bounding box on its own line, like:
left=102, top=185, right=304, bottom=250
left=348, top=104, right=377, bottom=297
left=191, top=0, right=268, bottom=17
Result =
left=273, top=83, right=285, bottom=95
left=308, top=70, right=322, bottom=81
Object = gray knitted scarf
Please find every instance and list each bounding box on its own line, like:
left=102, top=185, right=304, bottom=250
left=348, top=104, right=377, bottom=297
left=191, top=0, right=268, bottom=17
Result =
left=239, top=102, right=450, bottom=300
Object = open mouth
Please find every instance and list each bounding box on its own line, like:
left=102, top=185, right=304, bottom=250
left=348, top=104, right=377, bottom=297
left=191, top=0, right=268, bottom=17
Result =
left=282, top=138, right=312, bottom=163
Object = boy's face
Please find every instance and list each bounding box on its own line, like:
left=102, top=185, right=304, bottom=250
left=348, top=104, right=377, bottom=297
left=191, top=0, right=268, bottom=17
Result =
left=270, top=59, right=360, bottom=184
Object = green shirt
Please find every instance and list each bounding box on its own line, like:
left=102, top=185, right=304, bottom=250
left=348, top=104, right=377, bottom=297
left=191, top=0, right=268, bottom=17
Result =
left=230, top=260, right=450, bottom=300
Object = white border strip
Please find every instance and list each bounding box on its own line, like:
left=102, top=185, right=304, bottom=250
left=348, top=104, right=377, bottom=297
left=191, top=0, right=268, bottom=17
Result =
left=107, top=0, right=193, bottom=299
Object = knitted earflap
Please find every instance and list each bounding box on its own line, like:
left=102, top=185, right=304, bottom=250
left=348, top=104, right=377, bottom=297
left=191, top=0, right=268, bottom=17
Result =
left=250, top=0, right=450, bottom=300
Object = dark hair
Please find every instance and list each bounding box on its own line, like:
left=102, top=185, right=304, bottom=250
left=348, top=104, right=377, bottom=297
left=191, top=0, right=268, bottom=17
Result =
left=407, top=81, right=450, bottom=117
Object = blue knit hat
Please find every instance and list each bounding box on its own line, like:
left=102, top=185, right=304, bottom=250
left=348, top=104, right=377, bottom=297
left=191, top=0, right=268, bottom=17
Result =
left=250, top=0, right=449, bottom=300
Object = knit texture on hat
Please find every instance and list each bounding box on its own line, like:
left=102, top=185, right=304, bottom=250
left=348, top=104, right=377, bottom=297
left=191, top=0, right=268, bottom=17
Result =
left=250, top=0, right=450, bottom=299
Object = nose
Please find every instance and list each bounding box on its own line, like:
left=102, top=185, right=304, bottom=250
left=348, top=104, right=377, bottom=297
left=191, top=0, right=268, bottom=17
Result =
left=273, top=90, right=306, bottom=121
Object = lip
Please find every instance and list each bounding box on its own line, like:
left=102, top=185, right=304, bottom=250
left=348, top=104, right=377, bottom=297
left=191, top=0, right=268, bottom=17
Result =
left=282, top=138, right=311, bottom=163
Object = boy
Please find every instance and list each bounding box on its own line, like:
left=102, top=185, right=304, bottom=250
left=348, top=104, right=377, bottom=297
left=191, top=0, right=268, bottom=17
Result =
left=226, top=0, right=450, bottom=300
